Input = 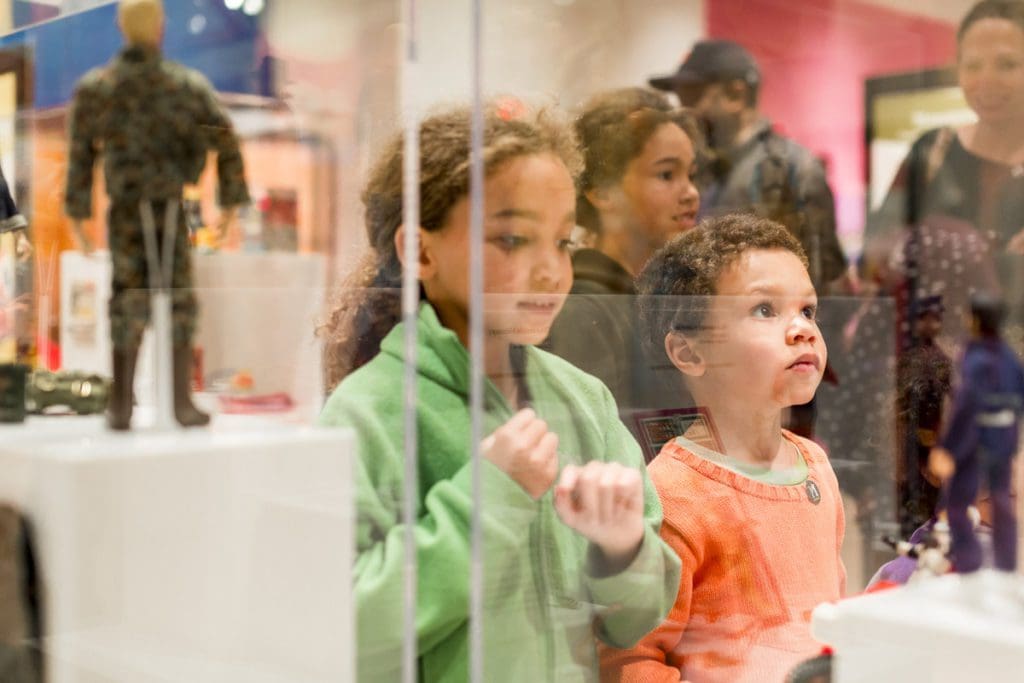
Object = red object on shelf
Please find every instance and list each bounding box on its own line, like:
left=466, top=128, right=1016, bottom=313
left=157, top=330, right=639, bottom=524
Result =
left=217, top=392, right=294, bottom=414
left=862, top=580, right=901, bottom=594
left=192, top=346, right=204, bottom=391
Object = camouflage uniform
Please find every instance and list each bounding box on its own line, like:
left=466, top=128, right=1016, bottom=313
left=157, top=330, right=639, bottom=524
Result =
left=64, top=46, right=249, bottom=350
left=699, top=120, right=846, bottom=289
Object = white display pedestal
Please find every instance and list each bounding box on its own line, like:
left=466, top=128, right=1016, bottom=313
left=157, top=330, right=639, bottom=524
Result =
left=59, top=251, right=327, bottom=421
left=0, top=417, right=355, bottom=682
left=812, top=572, right=1024, bottom=682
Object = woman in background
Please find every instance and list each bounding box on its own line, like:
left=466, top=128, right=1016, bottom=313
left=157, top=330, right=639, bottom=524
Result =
left=863, top=0, right=1024, bottom=535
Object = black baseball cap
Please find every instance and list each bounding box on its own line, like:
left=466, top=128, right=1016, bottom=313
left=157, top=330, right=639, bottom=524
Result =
left=649, top=40, right=761, bottom=90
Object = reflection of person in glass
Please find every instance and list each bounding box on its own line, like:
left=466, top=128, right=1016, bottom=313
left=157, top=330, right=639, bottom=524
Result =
left=64, top=0, right=249, bottom=429
left=929, top=292, right=1024, bottom=574
left=545, top=88, right=701, bottom=417
left=864, top=0, right=1024, bottom=342
left=649, top=40, right=847, bottom=292
left=603, top=215, right=844, bottom=682
left=317, top=106, right=679, bottom=682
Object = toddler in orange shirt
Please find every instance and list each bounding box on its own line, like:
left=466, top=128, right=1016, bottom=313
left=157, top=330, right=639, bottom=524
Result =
left=601, top=214, right=845, bottom=683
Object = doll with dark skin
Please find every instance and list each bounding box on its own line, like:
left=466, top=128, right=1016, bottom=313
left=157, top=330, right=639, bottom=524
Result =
left=930, top=292, right=1024, bottom=573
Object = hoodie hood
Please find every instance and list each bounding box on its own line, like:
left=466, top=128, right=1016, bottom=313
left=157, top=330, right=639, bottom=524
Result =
left=377, top=303, right=476, bottom=401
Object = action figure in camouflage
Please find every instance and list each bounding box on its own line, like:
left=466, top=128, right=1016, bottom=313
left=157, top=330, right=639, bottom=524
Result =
left=64, top=0, right=249, bottom=430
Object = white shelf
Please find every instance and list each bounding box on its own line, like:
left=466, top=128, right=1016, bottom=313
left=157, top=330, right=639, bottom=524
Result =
left=813, top=571, right=1024, bottom=682
left=0, top=418, right=355, bottom=683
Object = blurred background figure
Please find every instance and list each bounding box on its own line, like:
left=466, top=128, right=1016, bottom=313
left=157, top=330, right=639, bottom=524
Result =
left=864, top=0, right=1024, bottom=347
left=863, top=0, right=1024, bottom=536
left=649, top=39, right=848, bottom=293
left=544, top=88, right=700, bottom=425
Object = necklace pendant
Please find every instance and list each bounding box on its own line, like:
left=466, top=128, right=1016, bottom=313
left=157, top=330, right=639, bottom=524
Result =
left=805, top=479, right=821, bottom=505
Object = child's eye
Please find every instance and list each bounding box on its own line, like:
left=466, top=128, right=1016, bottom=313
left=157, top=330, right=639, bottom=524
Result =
left=658, top=170, right=674, bottom=181
left=751, top=302, right=774, bottom=318
left=802, top=305, right=818, bottom=320
left=998, top=57, right=1022, bottom=71
left=493, top=234, right=528, bottom=251
left=557, top=238, right=575, bottom=251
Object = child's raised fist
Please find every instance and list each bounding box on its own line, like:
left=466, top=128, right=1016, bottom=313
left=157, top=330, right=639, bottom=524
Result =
left=481, top=408, right=559, bottom=500
left=553, top=461, right=645, bottom=572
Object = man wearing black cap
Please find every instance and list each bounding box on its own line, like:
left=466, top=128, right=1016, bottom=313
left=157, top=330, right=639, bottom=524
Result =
left=650, top=39, right=847, bottom=290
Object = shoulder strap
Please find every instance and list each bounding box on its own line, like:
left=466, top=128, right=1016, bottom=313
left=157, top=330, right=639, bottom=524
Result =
left=751, top=129, right=801, bottom=212
left=924, top=127, right=955, bottom=186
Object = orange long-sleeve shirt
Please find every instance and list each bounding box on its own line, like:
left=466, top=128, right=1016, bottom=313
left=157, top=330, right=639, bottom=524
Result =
left=601, top=431, right=845, bottom=683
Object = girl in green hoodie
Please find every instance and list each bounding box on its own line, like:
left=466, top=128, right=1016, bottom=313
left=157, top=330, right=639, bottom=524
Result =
left=318, top=105, right=680, bottom=682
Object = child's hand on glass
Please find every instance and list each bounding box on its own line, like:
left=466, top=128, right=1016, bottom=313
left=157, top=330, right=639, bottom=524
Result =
left=481, top=408, right=559, bottom=500
left=553, top=461, right=645, bottom=573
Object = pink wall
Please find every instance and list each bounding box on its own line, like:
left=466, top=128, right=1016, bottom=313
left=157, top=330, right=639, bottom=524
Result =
left=707, top=0, right=956, bottom=248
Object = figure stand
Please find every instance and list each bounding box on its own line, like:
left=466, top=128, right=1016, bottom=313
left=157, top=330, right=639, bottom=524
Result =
left=139, top=200, right=178, bottom=430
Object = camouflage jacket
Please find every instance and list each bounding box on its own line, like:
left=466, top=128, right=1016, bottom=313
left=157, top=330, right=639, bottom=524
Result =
left=699, top=120, right=846, bottom=288
left=64, top=46, right=250, bottom=219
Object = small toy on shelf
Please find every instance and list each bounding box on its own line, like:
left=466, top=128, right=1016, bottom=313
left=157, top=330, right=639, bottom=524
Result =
left=25, top=369, right=110, bottom=416
left=880, top=516, right=968, bottom=584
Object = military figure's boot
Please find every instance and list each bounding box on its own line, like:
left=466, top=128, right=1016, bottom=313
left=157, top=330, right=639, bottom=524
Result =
left=173, top=345, right=209, bottom=427
left=107, top=347, right=139, bottom=431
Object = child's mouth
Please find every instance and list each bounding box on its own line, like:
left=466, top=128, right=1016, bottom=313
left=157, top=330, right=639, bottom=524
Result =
left=788, top=354, right=821, bottom=371
left=674, top=211, right=698, bottom=229
left=517, top=300, right=558, bottom=314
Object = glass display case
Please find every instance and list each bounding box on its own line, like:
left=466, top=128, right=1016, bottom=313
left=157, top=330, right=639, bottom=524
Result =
left=0, top=1, right=1022, bottom=682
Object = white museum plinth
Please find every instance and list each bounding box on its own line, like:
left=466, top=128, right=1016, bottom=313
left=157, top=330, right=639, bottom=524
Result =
left=0, top=416, right=355, bottom=682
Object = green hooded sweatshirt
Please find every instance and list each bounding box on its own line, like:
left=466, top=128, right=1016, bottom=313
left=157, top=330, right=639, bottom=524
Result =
left=319, top=303, right=680, bottom=682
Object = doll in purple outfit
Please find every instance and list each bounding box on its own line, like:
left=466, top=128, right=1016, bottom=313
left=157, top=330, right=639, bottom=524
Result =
left=930, top=292, right=1024, bottom=573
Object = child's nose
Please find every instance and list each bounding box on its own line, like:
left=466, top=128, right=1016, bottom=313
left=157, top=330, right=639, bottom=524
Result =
left=533, top=247, right=563, bottom=289
left=679, top=180, right=699, bottom=204
left=787, top=315, right=818, bottom=344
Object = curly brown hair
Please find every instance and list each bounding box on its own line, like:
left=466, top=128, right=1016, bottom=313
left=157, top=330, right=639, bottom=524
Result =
left=319, top=104, right=582, bottom=390
left=574, top=87, right=703, bottom=236
left=636, top=213, right=808, bottom=355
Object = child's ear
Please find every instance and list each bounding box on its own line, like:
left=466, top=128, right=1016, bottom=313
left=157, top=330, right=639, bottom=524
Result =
left=394, top=226, right=436, bottom=278
left=665, top=331, right=705, bottom=377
